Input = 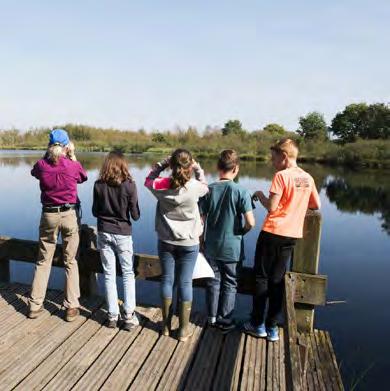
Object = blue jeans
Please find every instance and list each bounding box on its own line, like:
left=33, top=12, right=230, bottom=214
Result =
left=158, top=241, right=199, bottom=302
left=206, top=259, right=238, bottom=325
left=97, top=232, right=135, bottom=319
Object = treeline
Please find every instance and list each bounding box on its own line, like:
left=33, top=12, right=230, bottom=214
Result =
left=1, top=102, right=389, bottom=167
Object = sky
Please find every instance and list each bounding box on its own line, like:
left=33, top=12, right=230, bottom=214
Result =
left=0, top=0, right=389, bottom=132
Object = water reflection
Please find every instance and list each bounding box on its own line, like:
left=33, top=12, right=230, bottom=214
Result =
left=1, top=151, right=390, bottom=388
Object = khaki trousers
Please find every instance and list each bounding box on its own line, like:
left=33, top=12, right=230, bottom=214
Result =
left=29, top=209, right=80, bottom=311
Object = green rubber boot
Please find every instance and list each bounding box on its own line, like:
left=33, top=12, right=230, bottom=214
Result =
left=178, top=301, right=192, bottom=342
left=161, top=297, right=173, bottom=336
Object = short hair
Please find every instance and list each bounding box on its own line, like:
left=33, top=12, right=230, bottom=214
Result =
left=270, top=138, right=299, bottom=159
left=217, top=149, right=240, bottom=172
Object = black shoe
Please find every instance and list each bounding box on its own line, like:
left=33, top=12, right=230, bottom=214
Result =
left=106, top=318, right=117, bottom=328
left=217, top=321, right=236, bottom=334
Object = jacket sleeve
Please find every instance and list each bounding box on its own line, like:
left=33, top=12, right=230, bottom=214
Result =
left=128, top=182, right=141, bottom=221
left=92, top=182, right=99, bottom=217
left=144, top=159, right=169, bottom=190
left=31, top=162, right=40, bottom=179
left=77, top=162, right=88, bottom=184
left=192, top=162, right=209, bottom=197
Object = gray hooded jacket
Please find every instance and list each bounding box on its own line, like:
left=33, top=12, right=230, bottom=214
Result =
left=145, top=161, right=208, bottom=246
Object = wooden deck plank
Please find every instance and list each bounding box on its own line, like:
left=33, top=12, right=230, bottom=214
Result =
left=157, top=312, right=205, bottom=391
left=212, top=330, right=245, bottom=391
left=321, top=331, right=344, bottom=391
left=241, top=334, right=267, bottom=391
left=308, top=333, right=326, bottom=391
left=184, top=326, right=224, bottom=390
left=15, top=306, right=109, bottom=390
left=72, top=307, right=157, bottom=391
left=0, top=290, right=63, bottom=353
left=0, top=296, right=102, bottom=390
left=129, top=316, right=180, bottom=390
left=279, top=328, right=286, bottom=391
left=0, top=287, right=31, bottom=320
left=100, top=308, right=161, bottom=390
left=43, top=310, right=119, bottom=391
left=0, top=283, right=30, bottom=307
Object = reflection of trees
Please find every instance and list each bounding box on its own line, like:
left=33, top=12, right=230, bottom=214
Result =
left=326, top=178, right=390, bottom=234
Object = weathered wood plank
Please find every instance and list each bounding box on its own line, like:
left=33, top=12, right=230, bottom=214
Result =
left=283, top=273, right=303, bottom=391
left=323, top=331, right=344, bottom=391
left=157, top=312, right=205, bottom=391
left=130, top=316, right=179, bottom=390
left=15, top=306, right=109, bottom=390
left=72, top=307, right=157, bottom=391
left=288, top=272, right=327, bottom=306
left=100, top=309, right=162, bottom=390
left=0, top=296, right=102, bottom=390
left=212, top=330, right=245, bottom=391
left=0, top=290, right=63, bottom=353
left=240, top=334, right=266, bottom=391
left=43, top=313, right=119, bottom=391
left=184, top=326, right=224, bottom=390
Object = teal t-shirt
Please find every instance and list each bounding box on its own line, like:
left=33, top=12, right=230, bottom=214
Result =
left=200, top=180, right=253, bottom=263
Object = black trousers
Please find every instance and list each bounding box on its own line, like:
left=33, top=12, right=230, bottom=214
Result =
left=251, top=230, right=296, bottom=327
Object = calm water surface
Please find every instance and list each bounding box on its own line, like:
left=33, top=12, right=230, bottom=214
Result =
left=0, top=150, right=389, bottom=390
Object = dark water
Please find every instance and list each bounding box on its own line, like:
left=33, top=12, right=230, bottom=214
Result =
left=0, top=150, right=389, bottom=390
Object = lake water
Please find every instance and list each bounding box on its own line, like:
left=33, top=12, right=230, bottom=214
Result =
left=0, top=150, right=389, bottom=390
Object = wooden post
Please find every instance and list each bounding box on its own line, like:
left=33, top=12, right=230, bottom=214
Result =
left=0, top=257, right=10, bottom=283
left=291, top=210, right=322, bottom=333
left=79, top=225, right=99, bottom=296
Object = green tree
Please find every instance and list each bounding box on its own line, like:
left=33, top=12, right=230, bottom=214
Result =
left=330, top=103, right=369, bottom=142
left=263, top=123, right=286, bottom=135
left=361, top=103, right=390, bottom=140
left=298, top=112, right=328, bottom=140
left=222, top=119, right=245, bottom=136
left=331, top=103, right=390, bottom=142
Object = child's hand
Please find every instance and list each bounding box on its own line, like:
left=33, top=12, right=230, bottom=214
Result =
left=191, top=160, right=201, bottom=170
left=254, top=191, right=266, bottom=202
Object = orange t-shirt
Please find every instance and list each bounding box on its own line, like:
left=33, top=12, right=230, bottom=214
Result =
left=262, top=167, right=320, bottom=238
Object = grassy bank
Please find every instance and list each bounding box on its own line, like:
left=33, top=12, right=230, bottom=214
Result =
left=1, top=125, right=389, bottom=168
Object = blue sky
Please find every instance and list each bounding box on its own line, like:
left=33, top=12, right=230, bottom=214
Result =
left=0, top=0, right=389, bottom=132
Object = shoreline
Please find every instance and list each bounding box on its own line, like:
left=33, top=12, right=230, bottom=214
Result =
left=1, top=146, right=389, bottom=169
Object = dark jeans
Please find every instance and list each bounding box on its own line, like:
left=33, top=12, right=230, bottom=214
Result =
left=252, top=231, right=296, bottom=327
left=206, top=259, right=238, bottom=325
left=158, top=241, right=199, bottom=302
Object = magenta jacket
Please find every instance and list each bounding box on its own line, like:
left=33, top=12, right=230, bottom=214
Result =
left=31, top=156, right=88, bottom=206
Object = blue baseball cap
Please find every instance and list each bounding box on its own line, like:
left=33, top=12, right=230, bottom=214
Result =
left=49, top=129, right=70, bottom=146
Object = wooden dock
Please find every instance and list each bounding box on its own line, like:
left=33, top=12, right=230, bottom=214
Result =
left=0, top=282, right=342, bottom=390
left=0, top=211, right=344, bottom=390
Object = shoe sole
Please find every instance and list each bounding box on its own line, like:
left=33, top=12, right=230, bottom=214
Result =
left=243, top=329, right=267, bottom=338
left=267, top=336, right=279, bottom=342
left=65, top=316, right=78, bottom=322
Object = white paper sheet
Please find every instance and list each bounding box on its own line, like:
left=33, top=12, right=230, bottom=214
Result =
left=192, top=252, right=215, bottom=279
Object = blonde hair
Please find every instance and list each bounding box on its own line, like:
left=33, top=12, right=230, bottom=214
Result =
left=46, top=144, right=65, bottom=164
left=170, top=148, right=193, bottom=189
left=271, top=138, right=299, bottom=159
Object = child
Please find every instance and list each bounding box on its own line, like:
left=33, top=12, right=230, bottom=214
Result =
left=242, top=138, right=321, bottom=341
left=92, top=151, right=140, bottom=330
left=200, top=149, right=255, bottom=332
left=145, top=149, right=208, bottom=342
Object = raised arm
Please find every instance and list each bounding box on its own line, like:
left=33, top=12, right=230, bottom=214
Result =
left=309, top=181, right=321, bottom=210
left=191, top=161, right=208, bottom=197
left=144, top=158, right=170, bottom=189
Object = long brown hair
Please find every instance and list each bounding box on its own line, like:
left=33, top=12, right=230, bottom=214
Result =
left=170, top=148, right=193, bottom=189
left=99, top=151, right=132, bottom=186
